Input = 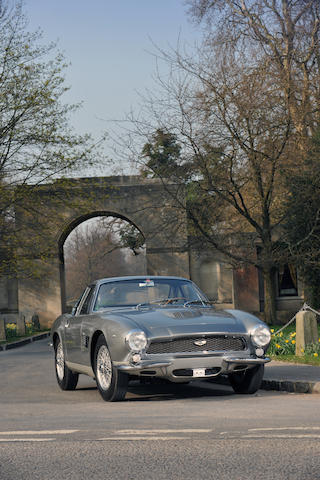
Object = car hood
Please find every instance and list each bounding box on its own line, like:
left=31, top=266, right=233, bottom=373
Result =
left=116, top=306, right=248, bottom=338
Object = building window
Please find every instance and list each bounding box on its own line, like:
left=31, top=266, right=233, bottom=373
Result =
left=278, top=264, right=298, bottom=297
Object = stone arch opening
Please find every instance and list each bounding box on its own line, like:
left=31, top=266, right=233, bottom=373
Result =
left=58, top=210, right=147, bottom=313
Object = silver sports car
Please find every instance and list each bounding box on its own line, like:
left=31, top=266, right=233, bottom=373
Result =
left=51, top=276, right=271, bottom=401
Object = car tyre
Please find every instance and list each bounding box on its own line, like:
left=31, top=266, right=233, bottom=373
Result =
left=94, top=334, right=128, bottom=402
left=228, top=365, right=264, bottom=394
left=54, top=338, right=79, bottom=390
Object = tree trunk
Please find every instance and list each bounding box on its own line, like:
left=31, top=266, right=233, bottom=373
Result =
left=263, top=267, right=277, bottom=325
left=304, top=281, right=320, bottom=310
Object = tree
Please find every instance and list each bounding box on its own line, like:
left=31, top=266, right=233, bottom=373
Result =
left=118, top=223, right=145, bottom=255
left=185, top=0, right=320, bottom=313
left=141, top=129, right=182, bottom=177
left=187, top=0, right=320, bottom=146
left=283, top=127, right=320, bottom=308
left=122, top=1, right=320, bottom=323
left=0, top=1, right=103, bottom=276
left=137, top=53, right=291, bottom=323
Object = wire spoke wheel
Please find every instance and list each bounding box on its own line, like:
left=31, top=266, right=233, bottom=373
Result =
left=94, top=335, right=128, bottom=401
left=96, top=345, right=113, bottom=391
left=54, top=338, right=79, bottom=391
left=55, top=342, right=65, bottom=381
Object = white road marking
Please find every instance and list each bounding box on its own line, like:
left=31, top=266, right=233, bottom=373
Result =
left=248, top=427, right=320, bottom=432
left=0, top=430, right=79, bottom=435
left=98, top=436, right=192, bottom=441
left=0, top=438, right=54, bottom=442
left=220, top=431, right=242, bottom=435
left=243, top=434, right=320, bottom=439
left=116, top=429, right=211, bottom=434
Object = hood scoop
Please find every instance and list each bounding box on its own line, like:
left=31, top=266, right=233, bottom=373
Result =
left=163, top=310, right=201, bottom=319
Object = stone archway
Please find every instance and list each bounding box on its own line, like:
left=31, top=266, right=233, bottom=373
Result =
left=59, top=210, right=147, bottom=313
left=14, top=176, right=189, bottom=327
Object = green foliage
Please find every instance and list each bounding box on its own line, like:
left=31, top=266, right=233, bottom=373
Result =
left=5, top=321, right=37, bottom=339
left=118, top=224, right=145, bottom=255
left=269, top=327, right=320, bottom=359
left=268, top=329, right=298, bottom=356
left=141, top=129, right=181, bottom=177
left=270, top=354, right=320, bottom=366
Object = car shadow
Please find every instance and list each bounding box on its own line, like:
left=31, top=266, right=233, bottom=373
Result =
left=73, top=377, right=236, bottom=402
left=124, top=379, right=234, bottom=402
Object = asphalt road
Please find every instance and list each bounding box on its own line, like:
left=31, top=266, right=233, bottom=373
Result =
left=1, top=339, right=320, bottom=480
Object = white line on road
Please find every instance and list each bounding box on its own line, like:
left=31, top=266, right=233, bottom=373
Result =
left=248, top=427, right=320, bottom=432
left=243, top=434, right=320, bottom=439
left=116, top=429, right=212, bottom=434
left=0, top=438, right=54, bottom=442
left=0, top=430, right=79, bottom=435
left=98, top=437, right=192, bottom=441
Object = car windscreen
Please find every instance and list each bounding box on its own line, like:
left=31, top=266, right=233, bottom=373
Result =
left=93, top=278, right=208, bottom=310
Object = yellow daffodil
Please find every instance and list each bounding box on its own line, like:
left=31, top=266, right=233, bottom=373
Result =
left=301, top=348, right=304, bottom=353
left=314, top=353, right=318, bottom=357
left=285, top=339, right=289, bottom=343
left=275, top=344, right=281, bottom=349
left=270, top=329, right=274, bottom=333
left=6, top=323, right=16, bottom=330
left=279, top=332, right=283, bottom=337
left=291, top=340, right=296, bottom=345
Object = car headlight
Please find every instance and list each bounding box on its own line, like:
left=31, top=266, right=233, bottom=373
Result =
left=251, top=325, right=271, bottom=347
left=126, top=330, right=147, bottom=351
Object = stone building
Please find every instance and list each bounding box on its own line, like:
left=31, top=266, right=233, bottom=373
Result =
left=0, top=176, right=304, bottom=328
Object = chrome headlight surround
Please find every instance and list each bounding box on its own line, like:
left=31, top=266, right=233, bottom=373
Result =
left=126, top=330, right=148, bottom=352
left=251, top=325, right=271, bottom=348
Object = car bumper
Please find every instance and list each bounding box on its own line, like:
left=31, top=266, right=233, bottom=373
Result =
left=116, top=354, right=271, bottom=382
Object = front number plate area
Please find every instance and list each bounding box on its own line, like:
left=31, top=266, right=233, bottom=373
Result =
left=193, top=368, right=206, bottom=377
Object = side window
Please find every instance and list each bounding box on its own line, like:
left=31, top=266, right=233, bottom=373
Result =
left=72, top=291, right=85, bottom=315
left=78, top=287, right=95, bottom=315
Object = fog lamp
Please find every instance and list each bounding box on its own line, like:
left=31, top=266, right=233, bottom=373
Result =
left=131, top=353, right=141, bottom=364
left=255, top=348, right=264, bottom=357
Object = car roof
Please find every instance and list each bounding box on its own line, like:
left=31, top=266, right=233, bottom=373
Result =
left=93, top=276, right=192, bottom=286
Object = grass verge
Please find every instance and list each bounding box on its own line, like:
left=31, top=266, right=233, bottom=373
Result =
left=270, top=354, right=320, bottom=367
left=0, top=330, right=50, bottom=345
left=269, top=323, right=320, bottom=366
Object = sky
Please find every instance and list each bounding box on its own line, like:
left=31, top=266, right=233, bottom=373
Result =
left=24, top=0, right=203, bottom=173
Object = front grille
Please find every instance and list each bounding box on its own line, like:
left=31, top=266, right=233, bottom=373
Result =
left=146, top=335, right=246, bottom=354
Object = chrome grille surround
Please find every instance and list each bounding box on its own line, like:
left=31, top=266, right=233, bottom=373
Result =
left=146, top=335, right=246, bottom=355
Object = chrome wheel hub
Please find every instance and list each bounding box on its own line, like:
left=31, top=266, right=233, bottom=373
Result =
left=96, top=345, right=112, bottom=390
left=56, top=342, right=64, bottom=381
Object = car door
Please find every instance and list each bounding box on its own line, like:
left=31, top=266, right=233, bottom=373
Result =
left=64, top=285, right=95, bottom=365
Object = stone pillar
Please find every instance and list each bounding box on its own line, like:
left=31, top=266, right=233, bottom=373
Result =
left=0, top=317, right=6, bottom=341
left=16, top=314, right=26, bottom=336
left=296, top=310, right=318, bottom=356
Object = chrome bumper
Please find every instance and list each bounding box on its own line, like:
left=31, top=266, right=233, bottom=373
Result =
left=117, top=355, right=270, bottom=379
left=222, top=356, right=271, bottom=369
